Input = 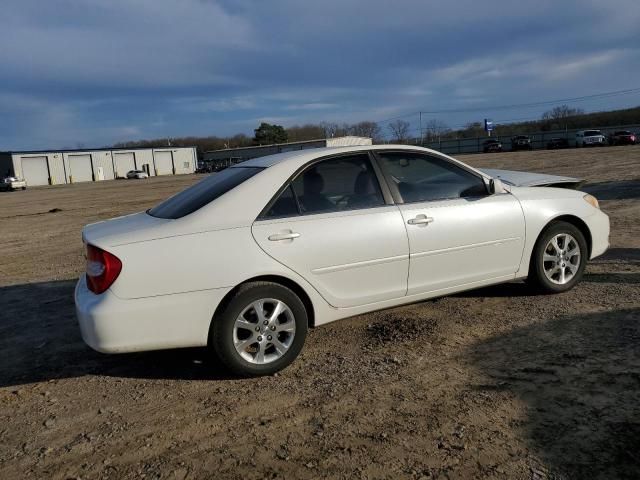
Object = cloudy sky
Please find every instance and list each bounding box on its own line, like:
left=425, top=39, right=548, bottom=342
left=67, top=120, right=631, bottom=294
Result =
left=1, top=0, right=640, bottom=149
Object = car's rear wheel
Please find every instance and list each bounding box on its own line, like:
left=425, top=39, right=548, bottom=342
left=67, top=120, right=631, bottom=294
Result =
left=210, top=282, right=308, bottom=377
left=528, top=222, right=588, bottom=293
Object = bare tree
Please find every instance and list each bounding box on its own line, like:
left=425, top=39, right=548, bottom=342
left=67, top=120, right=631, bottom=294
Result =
left=388, top=119, right=411, bottom=143
left=542, top=105, right=585, bottom=121
left=320, top=121, right=339, bottom=138
left=423, top=119, right=450, bottom=142
left=350, top=121, right=382, bottom=142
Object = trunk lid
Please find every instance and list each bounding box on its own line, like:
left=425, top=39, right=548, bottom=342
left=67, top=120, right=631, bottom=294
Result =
left=82, top=212, right=172, bottom=248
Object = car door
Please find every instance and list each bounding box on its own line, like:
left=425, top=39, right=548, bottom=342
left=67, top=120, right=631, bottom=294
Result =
left=252, top=153, right=410, bottom=308
left=375, top=151, right=526, bottom=295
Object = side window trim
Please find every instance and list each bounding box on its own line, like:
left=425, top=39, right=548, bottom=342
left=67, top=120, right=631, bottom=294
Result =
left=367, top=151, right=396, bottom=205
left=372, top=150, right=489, bottom=205
left=258, top=152, right=391, bottom=220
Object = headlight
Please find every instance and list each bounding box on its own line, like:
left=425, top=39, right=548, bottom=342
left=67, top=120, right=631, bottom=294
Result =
left=583, top=194, right=599, bottom=209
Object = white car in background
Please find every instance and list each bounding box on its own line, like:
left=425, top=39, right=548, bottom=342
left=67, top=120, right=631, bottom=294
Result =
left=575, top=129, right=606, bottom=147
left=76, top=145, right=609, bottom=376
left=0, top=176, right=27, bottom=191
left=126, top=170, right=149, bottom=179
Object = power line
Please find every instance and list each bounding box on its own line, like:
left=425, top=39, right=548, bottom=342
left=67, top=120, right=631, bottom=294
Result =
left=418, top=87, right=640, bottom=115
left=376, top=87, right=640, bottom=124
left=379, top=103, right=639, bottom=141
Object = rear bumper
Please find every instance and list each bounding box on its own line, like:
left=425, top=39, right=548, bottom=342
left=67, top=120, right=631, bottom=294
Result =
left=75, top=276, right=231, bottom=353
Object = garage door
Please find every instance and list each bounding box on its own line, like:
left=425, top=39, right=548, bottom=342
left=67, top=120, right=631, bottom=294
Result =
left=154, top=151, right=174, bottom=175
left=113, top=152, right=136, bottom=178
left=21, top=156, right=49, bottom=186
left=68, top=154, right=93, bottom=183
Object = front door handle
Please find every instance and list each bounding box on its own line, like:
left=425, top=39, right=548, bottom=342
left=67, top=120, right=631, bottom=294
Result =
left=407, top=215, right=434, bottom=225
left=268, top=232, right=301, bottom=241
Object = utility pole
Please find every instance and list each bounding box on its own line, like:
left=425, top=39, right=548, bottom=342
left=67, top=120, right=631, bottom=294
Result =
left=419, top=112, right=423, bottom=146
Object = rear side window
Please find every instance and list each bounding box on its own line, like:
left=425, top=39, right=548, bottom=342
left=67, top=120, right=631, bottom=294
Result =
left=265, top=185, right=298, bottom=218
left=292, top=154, right=384, bottom=214
left=263, top=154, right=385, bottom=218
left=148, top=167, right=262, bottom=219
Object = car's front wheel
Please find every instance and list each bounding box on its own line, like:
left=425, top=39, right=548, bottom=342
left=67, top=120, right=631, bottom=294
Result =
left=210, top=282, right=308, bottom=377
left=528, top=221, right=588, bottom=293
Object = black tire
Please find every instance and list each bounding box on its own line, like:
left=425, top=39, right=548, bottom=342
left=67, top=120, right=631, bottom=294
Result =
left=210, top=281, right=308, bottom=377
left=528, top=221, right=588, bottom=294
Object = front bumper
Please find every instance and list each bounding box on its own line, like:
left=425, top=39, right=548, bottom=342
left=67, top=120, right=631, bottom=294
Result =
left=75, top=276, right=231, bottom=353
left=587, top=208, right=610, bottom=260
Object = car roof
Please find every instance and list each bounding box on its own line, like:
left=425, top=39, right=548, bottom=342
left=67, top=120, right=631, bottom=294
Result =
left=232, top=144, right=439, bottom=169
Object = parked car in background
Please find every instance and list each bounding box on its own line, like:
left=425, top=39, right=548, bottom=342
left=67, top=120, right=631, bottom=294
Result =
left=76, top=145, right=609, bottom=377
left=575, top=130, right=606, bottom=147
left=546, top=137, right=570, bottom=150
left=0, top=176, right=27, bottom=191
left=482, top=139, right=503, bottom=153
left=126, top=170, right=149, bottom=179
left=510, top=135, right=533, bottom=151
left=607, top=130, right=636, bottom=146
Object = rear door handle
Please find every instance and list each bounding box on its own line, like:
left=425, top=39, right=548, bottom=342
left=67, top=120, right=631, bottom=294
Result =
left=407, top=215, right=434, bottom=225
left=268, top=232, right=301, bottom=241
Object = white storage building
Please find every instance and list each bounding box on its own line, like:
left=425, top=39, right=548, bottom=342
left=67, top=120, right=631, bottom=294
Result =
left=0, top=147, right=197, bottom=186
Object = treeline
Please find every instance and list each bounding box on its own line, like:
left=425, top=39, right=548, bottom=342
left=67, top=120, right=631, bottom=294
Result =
left=112, top=105, right=640, bottom=155
left=112, top=120, right=385, bottom=156
left=450, top=105, right=640, bottom=139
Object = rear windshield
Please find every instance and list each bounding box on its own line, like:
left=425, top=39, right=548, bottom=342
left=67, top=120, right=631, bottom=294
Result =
left=148, top=167, right=262, bottom=219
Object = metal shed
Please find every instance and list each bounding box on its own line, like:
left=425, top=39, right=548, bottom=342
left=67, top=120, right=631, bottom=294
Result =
left=0, top=146, right=197, bottom=187
left=203, top=136, right=372, bottom=168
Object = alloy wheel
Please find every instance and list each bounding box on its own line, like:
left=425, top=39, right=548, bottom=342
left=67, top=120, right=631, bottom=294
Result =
left=542, top=233, right=581, bottom=285
left=233, top=298, right=296, bottom=364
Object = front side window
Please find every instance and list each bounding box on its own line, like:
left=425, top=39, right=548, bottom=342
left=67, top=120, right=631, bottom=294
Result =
left=263, top=154, right=385, bottom=218
left=377, top=152, right=487, bottom=203
left=148, top=167, right=262, bottom=219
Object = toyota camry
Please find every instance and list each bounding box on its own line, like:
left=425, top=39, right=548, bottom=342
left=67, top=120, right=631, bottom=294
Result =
left=75, top=145, right=609, bottom=376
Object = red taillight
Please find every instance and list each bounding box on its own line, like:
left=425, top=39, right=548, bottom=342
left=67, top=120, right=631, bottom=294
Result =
left=86, top=244, right=122, bottom=294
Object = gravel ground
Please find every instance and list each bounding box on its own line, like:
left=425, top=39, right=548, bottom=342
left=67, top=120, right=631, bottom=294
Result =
left=1, top=146, right=639, bottom=479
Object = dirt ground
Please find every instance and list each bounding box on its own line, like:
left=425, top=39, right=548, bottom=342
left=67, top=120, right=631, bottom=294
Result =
left=0, top=146, right=639, bottom=479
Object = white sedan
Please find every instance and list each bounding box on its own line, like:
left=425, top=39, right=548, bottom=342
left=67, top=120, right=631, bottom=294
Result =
left=76, top=145, right=609, bottom=376
left=126, top=170, right=149, bottom=179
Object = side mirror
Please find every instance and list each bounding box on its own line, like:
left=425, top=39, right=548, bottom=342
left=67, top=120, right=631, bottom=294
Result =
left=488, top=178, right=506, bottom=194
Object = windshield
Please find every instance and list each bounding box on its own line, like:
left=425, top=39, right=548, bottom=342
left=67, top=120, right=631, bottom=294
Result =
left=584, top=130, right=601, bottom=137
left=148, top=167, right=263, bottom=219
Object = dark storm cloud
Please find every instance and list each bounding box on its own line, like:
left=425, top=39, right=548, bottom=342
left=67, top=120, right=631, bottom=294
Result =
left=1, top=0, right=639, bottom=148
